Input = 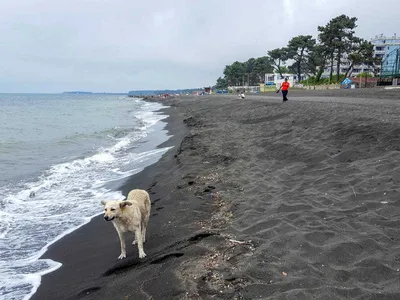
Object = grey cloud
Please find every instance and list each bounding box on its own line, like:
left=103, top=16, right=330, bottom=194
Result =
left=0, top=0, right=398, bottom=92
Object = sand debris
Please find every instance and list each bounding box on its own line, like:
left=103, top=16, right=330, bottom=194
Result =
left=228, top=239, right=247, bottom=245
left=351, top=186, right=356, bottom=198
left=198, top=172, right=221, bottom=182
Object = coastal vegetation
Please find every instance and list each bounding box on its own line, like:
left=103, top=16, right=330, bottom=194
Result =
left=215, top=14, right=380, bottom=89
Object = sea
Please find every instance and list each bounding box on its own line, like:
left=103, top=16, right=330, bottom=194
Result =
left=0, top=93, right=172, bottom=300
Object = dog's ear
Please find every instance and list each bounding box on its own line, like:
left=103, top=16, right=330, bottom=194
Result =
left=101, top=200, right=107, bottom=206
left=120, top=201, right=133, bottom=208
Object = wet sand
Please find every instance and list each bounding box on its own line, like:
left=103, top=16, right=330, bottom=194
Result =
left=32, top=89, right=400, bottom=299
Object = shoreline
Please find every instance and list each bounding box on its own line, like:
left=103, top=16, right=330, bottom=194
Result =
left=32, top=90, right=400, bottom=299
left=30, top=102, right=192, bottom=299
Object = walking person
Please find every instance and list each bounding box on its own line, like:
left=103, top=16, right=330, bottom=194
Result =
left=280, top=78, right=290, bottom=102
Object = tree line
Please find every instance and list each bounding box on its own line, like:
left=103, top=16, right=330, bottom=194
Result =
left=215, top=14, right=380, bottom=89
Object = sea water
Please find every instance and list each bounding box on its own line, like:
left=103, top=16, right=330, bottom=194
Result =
left=0, top=94, right=171, bottom=300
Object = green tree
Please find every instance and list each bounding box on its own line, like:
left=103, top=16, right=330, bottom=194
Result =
left=344, top=39, right=372, bottom=77
left=307, top=44, right=327, bottom=82
left=217, top=57, right=273, bottom=87
left=279, top=66, right=290, bottom=74
left=267, top=48, right=289, bottom=77
left=251, top=56, right=274, bottom=84
left=245, top=58, right=256, bottom=73
left=287, top=35, right=316, bottom=81
left=245, top=58, right=257, bottom=85
left=215, top=77, right=228, bottom=89
left=355, top=72, right=374, bottom=78
left=318, top=24, right=336, bottom=82
left=222, top=65, right=232, bottom=85
left=223, top=61, right=246, bottom=86
left=318, top=14, right=358, bottom=82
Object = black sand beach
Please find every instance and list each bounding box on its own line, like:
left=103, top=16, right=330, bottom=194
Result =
left=32, top=89, right=400, bottom=300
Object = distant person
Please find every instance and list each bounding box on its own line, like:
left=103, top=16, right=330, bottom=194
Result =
left=280, top=78, right=290, bottom=102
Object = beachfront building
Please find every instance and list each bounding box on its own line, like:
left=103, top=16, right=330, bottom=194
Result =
left=257, top=73, right=297, bottom=92
left=373, top=34, right=400, bottom=60
left=372, top=34, right=400, bottom=77
left=322, top=34, right=400, bottom=78
left=204, top=87, right=211, bottom=94
left=227, top=85, right=261, bottom=93
left=264, top=73, right=295, bottom=87
left=228, top=73, right=301, bottom=93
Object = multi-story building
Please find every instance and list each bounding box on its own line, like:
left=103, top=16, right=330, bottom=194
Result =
left=322, top=34, right=400, bottom=78
left=372, top=34, right=400, bottom=75
left=373, top=34, right=400, bottom=59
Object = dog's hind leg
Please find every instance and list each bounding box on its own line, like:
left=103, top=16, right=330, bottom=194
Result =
left=135, top=227, right=146, bottom=258
left=141, top=221, right=146, bottom=243
left=132, top=221, right=146, bottom=245
left=116, top=228, right=126, bottom=260
left=142, top=213, right=149, bottom=243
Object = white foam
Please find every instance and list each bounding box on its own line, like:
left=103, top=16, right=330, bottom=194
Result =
left=91, top=152, right=115, bottom=163
left=0, top=211, right=12, bottom=239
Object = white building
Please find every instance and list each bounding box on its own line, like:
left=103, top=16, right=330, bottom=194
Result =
left=373, top=34, right=400, bottom=59
left=264, top=73, right=295, bottom=87
left=323, top=34, right=400, bottom=77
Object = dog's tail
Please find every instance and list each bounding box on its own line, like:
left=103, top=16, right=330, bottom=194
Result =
left=142, top=191, right=151, bottom=231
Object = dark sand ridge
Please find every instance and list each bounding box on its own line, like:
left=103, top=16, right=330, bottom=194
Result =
left=32, top=89, right=400, bottom=300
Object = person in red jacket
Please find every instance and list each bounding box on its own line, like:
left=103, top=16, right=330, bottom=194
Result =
left=280, top=78, right=290, bottom=102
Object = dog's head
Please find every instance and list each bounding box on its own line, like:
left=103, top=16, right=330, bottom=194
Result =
left=101, top=200, right=132, bottom=221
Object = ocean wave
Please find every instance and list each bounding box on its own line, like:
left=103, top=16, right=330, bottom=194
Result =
left=0, top=99, right=171, bottom=300
left=0, top=141, right=26, bottom=154
left=56, top=127, right=140, bottom=145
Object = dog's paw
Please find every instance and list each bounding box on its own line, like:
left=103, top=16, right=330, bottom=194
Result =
left=132, top=240, right=137, bottom=245
left=139, top=252, right=147, bottom=259
left=118, top=253, right=126, bottom=260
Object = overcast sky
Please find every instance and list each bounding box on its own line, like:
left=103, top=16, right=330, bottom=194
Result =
left=0, top=0, right=399, bottom=93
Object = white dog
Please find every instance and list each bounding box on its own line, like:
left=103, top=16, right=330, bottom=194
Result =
left=101, top=189, right=151, bottom=259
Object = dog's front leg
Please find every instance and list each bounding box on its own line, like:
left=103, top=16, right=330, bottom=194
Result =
left=135, top=228, right=146, bottom=259
left=116, top=228, right=126, bottom=259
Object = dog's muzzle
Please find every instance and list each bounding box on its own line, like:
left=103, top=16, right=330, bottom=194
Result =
left=104, top=216, right=115, bottom=221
